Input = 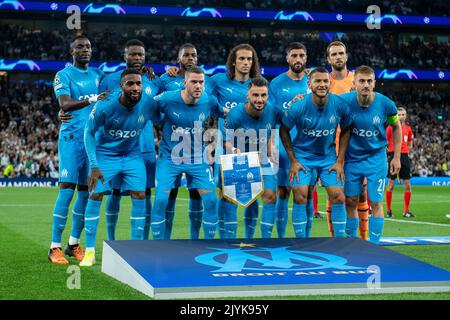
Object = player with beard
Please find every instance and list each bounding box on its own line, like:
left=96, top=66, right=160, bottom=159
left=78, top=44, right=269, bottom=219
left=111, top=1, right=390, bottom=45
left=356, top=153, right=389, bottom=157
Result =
left=268, top=42, right=311, bottom=238
left=81, top=69, right=160, bottom=266
left=280, top=68, right=351, bottom=239
left=49, top=35, right=107, bottom=264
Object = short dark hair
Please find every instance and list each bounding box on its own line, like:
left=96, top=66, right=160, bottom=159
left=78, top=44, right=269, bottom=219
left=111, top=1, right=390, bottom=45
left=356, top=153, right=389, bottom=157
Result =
left=185, top=66, right=204, bottom=78
left=286, top=42, right=307, bottom=55
left=70, top=35, right=89, bottom=47
left=125, top=39, right=145, bottom=49
left=178, top=43, right=196, bottom=55
left=248, top=77, right=269, bottom=89
left=120, top=68, right=142, bottom=80
left=309, top=67, right=329, bottom=79
left=354, top=65, right=375, bottom=77
left=326, top=41, right=347, bottom=57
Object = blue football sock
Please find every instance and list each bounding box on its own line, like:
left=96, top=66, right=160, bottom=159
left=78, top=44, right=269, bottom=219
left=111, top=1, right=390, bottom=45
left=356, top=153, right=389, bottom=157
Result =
left=346, top=217, right=359, bottom=238
left=276, top=198, right=289, bottom=238
left=217, top=198, right=227, bottom=239
left=143, top=194, right=152, bottom=240
left=223, top=201, right=238, bottom=239
left=189, top=198, right=203, bottom=240
left=260, top=202, right=276, bottom=238
left=201, top=192, right=218, bottom=239
left=151, top=192, right=168, bottom=240
left=51, top=188, right=75, bottom=246
left=369, top=217, right=385, bottom=244
left=164, top=198, right=176, bottom=240
left=130, top=198, right=146, bottom=240
left=306, top=199, right=314, bottom=238
left=244, top=200, right=259, bottom=239
left=292, top=203, right=307, bottom=238
left=105, top=194, right=121, bottom=240
left=70, top=190, right=88, bottom=241
left=84, top=199, right=102, bottom=249
left=331, top=204, right=347, bottom=238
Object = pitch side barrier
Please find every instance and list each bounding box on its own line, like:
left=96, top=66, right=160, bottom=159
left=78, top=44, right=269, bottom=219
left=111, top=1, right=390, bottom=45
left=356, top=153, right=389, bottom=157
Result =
left=1, top=177, right=449, bottom=188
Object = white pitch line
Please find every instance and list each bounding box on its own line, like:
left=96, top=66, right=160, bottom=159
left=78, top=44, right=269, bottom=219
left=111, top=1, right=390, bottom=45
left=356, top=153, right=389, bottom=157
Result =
left=384, top=218, right=450, bottom=228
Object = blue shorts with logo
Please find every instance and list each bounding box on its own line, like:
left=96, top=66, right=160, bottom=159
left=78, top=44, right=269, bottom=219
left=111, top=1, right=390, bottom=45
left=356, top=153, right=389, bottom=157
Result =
left=91, top=152, right=146, bottom=195
left=344, top=151, right=387, bottom=203
left=58, top=136, right=89, bottom=185
left=289, top=156, right=343, bottom=188
left=156, top=157, right=215, bottom=191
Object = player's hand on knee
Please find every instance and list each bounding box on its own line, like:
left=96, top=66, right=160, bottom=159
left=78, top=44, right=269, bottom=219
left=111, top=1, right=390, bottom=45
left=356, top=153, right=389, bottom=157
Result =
left=329, top=162, right=345, bottom=183
left=58, top=109, right=72, bottom=123
left=289, top=160, right=306, bottom=184
left=167, top=66, right=179, bottom=77
left=141, top=66, right=156, bottom=80
left=88, top=167, right=104, bottom=193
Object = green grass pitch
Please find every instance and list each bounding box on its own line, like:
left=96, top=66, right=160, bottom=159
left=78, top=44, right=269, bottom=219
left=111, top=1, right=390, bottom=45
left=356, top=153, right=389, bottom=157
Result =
left=1, top=186, right=449, bottom=300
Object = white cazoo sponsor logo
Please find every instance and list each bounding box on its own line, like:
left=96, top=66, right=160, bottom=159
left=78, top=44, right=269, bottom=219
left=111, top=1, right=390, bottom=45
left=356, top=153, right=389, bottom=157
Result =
left=108, top=129, right=142, bottom=138
left=224, top=101, right=238, bottom=109
left=352, top=128, right=380, bottom=137
left=302, top=128, right=336, bottom=137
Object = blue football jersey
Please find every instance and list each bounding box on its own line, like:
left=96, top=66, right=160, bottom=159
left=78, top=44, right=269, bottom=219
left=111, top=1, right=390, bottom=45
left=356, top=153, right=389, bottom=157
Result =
left=154, top=90, right=221, bottom=164
left=53, top=65, right=104, bottom=139
left=160, top=72, right=213, bottom=94
left=224, top=102, right=281, bottom=153
left=84, top=92, right=159, bottom=168
left=282, top=93, right=351, bottom=162
left=269, top=72, right=309, bottom=115
left=340, top=91, right=398, bottom=162
left=98, top=70, right=162, bottom=157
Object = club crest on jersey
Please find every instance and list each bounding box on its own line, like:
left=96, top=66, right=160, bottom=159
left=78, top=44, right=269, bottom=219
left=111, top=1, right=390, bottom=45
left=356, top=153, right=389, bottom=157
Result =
left=247, top=172, right=254, bottom=180
left=145, top=86, right=152, bottom=96
left=265, top=123, right=272, bottom=131
left=329, top=115, right=337, bottom=124
left=138, top=115, right=145, bottom=123
left=373, top=115, right=381, bottom=125
left=61, top=168, right=68, bottom=178
left=54, top=75, right=60, bottom=85
left=199, top=113, right=206, bottom=122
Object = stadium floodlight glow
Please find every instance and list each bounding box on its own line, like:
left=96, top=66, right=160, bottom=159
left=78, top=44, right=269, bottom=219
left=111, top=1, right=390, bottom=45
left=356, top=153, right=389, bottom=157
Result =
left=97, top=62, right=127, bottom=73
left=180, top=7, right=222, bottom=18
left=274, top=10, right=314, bottom=21
left=200, top=64, right=227, bottom=75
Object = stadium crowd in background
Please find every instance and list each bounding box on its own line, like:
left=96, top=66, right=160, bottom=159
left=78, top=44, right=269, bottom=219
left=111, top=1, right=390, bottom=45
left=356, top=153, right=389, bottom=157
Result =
left=0, top=81, right=449, bottom=179
left=1, top=24, right=449, bottom=70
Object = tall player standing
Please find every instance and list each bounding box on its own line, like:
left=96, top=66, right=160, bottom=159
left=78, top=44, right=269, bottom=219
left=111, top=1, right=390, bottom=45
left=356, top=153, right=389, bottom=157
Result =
left=159, top=43, right=213, bottom=240
left=211, top=43, right=262, bottom=239
left=386, top=107, right=415, bottom=218
left=340, top=66, right=402, bottom=244
left=49, top=35, right=107, bottom=264
left=268, top=42, right=311, bottom=238
left=98, top=39, right=161, bottom=241
left=325, top=41, right=371, bottom=240
left=151, top=67, right=223, bottom=240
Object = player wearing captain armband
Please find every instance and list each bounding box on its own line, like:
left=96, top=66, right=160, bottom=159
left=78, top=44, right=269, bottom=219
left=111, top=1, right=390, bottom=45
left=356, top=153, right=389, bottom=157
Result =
left=339, top=65, right=402, bottom=244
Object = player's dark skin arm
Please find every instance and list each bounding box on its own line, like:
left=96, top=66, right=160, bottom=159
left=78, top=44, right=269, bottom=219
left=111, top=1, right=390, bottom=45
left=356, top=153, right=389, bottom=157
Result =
left=329, top=127, right=350, bottom=183
left=280, top=124, right=306, bottom=183
left=57, top=91, right=109, bottom=112
left=88, top=167, right=105, bottom=194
